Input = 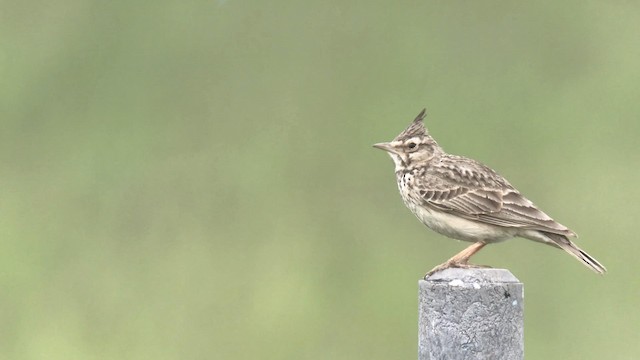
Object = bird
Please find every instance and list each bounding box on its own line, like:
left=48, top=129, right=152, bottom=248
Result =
left=373, top=108, right=606, bottom=278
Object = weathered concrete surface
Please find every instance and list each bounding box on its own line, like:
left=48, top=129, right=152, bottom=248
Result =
left=418, top=268, right=524, bottom=360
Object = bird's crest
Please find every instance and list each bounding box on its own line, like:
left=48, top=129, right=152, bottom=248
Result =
left=395, top=108, right=428, bottom=140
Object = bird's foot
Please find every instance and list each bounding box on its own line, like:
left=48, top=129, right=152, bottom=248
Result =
left=423, top=261, right=491, bottom=279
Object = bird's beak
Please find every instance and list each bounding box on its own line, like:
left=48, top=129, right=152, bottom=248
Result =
left=373, top=142, right=400, bottom=155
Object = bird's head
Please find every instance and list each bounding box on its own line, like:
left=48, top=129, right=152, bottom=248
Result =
left=373, top=109, right=442, bottom=171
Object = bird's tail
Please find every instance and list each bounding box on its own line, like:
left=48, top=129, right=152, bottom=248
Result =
left=544, top=232, right=607, bottom=274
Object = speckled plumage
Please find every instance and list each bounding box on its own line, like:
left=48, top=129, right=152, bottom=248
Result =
left=374, top=109, right=606, bottom=276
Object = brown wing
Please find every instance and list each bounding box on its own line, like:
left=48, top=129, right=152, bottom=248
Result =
left=416, top=155, right=576, bottom=237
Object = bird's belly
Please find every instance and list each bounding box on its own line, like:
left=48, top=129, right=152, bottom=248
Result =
left=407, top=202, right=515, bottom=243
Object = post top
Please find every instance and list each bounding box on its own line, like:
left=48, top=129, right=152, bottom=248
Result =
left=421, top=268, right=521, bottom=285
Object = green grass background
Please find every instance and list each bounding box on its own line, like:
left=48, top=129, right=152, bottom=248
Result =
left=2, top=1, right=639, bottom=359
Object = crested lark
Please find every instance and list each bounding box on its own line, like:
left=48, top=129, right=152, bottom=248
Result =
left=374, top=109, right=606, bottom=278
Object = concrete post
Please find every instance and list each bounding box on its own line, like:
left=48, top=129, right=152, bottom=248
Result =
left=418, top=268, right=524, bottom=360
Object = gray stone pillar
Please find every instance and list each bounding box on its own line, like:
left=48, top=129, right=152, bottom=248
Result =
left=418, top=268, right=524, bottom=360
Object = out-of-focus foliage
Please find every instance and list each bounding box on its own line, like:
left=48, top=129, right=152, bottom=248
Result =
left=1, top=1, right=638, bottom=359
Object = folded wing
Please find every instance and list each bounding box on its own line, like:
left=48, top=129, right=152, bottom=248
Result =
left=419, top=156, right=576, bottom=237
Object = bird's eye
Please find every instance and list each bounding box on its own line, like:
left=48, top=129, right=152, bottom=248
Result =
left=407, top=142, right=417, bottom=150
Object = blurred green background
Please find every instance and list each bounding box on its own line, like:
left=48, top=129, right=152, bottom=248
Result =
left=2, top=1, right=639, bottom=359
